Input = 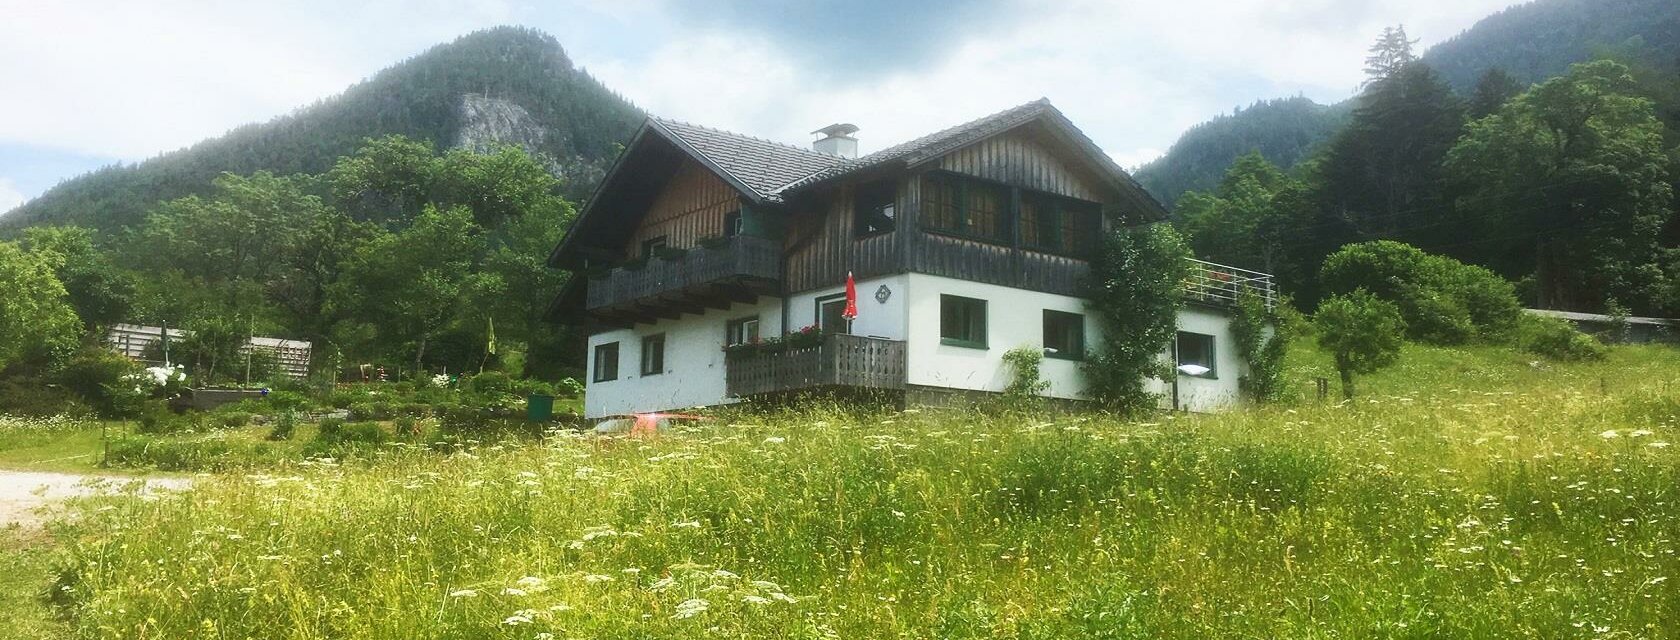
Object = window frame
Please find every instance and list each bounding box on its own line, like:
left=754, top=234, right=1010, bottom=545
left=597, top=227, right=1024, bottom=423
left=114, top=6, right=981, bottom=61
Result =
left=722, top=210, right=743, bottom=238
left=1175, top=331, right=1217, bottom=379
left=725, top=316, right=761, bottom=346
left=919, top=170, right=1100, bottom=257
left=815, top=293, right=849, bottom=335
left=1042, top=310, right=1085, bottom=361
left=639, top=236, right=668, bottom=259
left=939, top=294, right=988, bottom=349
left=592, top=342, right=619, bottom=383
left=853, top=179, right=897, bottom=237
left=640, top=333, right=666, bottom=376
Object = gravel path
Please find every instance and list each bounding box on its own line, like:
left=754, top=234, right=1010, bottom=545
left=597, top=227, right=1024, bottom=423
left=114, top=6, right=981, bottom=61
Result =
left=0, top=471, right=191, bottom=533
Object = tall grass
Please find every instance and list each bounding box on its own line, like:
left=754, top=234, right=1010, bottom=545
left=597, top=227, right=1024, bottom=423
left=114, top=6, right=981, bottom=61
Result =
left=45, top=344, right=1680, bottom=638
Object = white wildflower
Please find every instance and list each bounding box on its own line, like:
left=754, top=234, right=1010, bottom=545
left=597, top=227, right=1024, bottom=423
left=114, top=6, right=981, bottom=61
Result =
left=502, top=587, right=529, bottom=597
left=1600, top=430, right=1619, bottom=439
left=449, top=589, right=478, bottom=598
left=763, top=436, right=786, bottom=444
left=673, top=598, right=710, bottom=619
left=1630, top=429, right=1654, bottom=437
left=741, top=594, right=770, bottom=605
left=502, top=610, right=536, bottom=626
left=583, top=574, right=614, bottom=584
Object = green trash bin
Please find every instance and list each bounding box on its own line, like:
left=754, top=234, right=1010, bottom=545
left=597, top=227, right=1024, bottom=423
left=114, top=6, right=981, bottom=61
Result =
left=526, top=394, right=555, bottom=422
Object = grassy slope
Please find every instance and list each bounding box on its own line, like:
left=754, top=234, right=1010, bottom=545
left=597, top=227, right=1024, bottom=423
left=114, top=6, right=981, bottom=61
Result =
left=18, top=344, right=1680, bottom=637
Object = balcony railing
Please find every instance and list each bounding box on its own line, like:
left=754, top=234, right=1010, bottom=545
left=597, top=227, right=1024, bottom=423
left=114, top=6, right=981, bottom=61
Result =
left=586, top=235, right=781, bottom=323
left=725, top=334, right=907, bottom=397
left=1183, top=258, right=1276, bottom=309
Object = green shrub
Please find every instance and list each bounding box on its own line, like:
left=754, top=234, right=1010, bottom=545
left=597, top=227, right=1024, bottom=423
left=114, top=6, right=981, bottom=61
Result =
left=0, top=377, right=92, bottom=418
left=104, top=434, right=276, bottom=471
left=1515, top=314, right=1607, bottom=361
left=53, top=347, right=141, bottom=418
left=467, top=371, right=513, bottom=395
left=393, top=416, right=422, bottom=439
left=267, top=413, right=297, bottom=441
left=262, top=390, right=312, bottom=413
left=1315, top=289, right=1406, bottom=399
left=137, top=407, right=201, bottom=435
left=398, top=402, right=430, bottom=418
left=217, top=412, right=252, bottom=428
left=1320, top=241, right=1521, bottom=344
left=347, top=402, right=391, bottom=421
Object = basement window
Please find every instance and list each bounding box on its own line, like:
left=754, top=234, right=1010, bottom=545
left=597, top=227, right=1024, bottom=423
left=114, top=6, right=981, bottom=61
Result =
left=1176, top=332, right=1216, bottom=378
left=854, top=179, right=897, bottom=236
left=723, top=210, right=743, bottom=238
left=592, top=342, right=619, bottom=382
left=641, top=334, right=666, bottom=376
left=640, top=236, right=668, bottom=259
left=1043, top=310, right=1085, bottom=360
left=940, top=295, right=988, bottom=349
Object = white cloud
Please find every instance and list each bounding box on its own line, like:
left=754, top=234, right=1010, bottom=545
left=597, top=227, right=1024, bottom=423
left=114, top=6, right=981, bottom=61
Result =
left=589, top=0, right=1517, bottom=168
left=0, top=178, right=23, bottom=212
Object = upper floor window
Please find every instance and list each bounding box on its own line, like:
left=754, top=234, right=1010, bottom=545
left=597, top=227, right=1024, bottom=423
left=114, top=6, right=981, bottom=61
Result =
left=921, top=173, right=1010, bottom=243
left=1021, top=193, right=1100, bottom=256
left=592, top=342, right=620, bottom=382
left=854, top=179, right=897, bottom=236
left=640, top=236, right=668, bottom=259
left=723, top=210, right=743, bottom=238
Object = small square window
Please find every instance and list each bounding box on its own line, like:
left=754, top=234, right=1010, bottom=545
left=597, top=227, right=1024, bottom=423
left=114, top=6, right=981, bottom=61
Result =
left=726, top=316, right=760, bottom=346
left=1176, top=332, right=1216, bottom=378
left=641, top=334, right=666, bottom=376
left=640, top=236, right=667, bottom=259
left=940, top=295, right=987, bottom=349
left=854, top=179, right=896, bottom=236
left=816, top=294, right=849, bottom=334
left=723, top=211, right=743, bottom=238
left=592, top=342, right=619, bottom=382
left=1043, top=310, right=1084, bottom=360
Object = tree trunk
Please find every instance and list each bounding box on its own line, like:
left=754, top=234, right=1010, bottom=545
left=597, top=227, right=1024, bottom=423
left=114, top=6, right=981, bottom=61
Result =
left=413, top=334, right=428, bottom=378
left=1336, top=355, right=1355, bottom=400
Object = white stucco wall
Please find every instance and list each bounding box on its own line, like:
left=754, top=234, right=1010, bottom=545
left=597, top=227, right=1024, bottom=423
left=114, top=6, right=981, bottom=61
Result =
left=784, top=274, right=910, bottom=340
left=903, top=273, right=1246, bottom=409
left=1159, top=306, right=1247, bottom=413
left=583, top=297, right=783, bottom=418
left=903, top=273, right=1094, bottom=399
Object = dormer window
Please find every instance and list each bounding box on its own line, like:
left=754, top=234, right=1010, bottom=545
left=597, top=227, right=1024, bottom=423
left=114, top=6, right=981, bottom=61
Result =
left=854, top=179, right=897, bottom=236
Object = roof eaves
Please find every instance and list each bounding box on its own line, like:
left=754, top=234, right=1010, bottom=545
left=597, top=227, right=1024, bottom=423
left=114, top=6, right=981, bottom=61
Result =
left=647, top=119, right=772, bottom=204
left=549, top=119, right=656, bottom=268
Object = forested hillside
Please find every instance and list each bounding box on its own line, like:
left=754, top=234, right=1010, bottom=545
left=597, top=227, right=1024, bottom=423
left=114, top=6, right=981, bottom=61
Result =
left=1134, top=0, right=1680, bottom=206
left=0, top=27, right=642, bottom=232
left=1132, top=98, right=1348, bottom=207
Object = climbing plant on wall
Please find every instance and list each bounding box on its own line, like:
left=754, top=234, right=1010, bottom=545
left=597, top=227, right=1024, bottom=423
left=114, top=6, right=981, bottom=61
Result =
left=1084, top=224, right=1191, bottom=415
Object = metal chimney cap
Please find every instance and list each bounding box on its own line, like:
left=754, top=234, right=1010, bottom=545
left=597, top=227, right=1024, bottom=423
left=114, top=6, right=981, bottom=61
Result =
left=811, top=123, right=859, bottom=139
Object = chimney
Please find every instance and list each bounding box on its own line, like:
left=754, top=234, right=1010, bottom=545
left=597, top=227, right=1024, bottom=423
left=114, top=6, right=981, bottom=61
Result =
left=811, top=123, right=859, bottom=159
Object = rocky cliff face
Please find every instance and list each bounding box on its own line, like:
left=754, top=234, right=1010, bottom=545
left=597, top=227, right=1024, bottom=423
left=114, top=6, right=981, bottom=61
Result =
left=453, top=93, right=610, bottom=195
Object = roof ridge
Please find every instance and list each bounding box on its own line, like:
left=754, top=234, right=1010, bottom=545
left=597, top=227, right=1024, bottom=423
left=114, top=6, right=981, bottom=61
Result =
left=651, top=116, right=835, bottom=159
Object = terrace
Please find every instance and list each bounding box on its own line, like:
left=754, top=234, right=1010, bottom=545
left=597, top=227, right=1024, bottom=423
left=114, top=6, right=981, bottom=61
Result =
left=1183, top=258, right=1276, bottom=309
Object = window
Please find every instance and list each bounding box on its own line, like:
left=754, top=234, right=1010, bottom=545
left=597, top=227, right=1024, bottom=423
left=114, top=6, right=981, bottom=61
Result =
left=919, top=173, right=1011, bottom=243
left=640, top=236, right=668, bottom=259
left=723, top=211, right=743, bottom=238
left=1021, top=192, right=1100, bottom=256
left=592, top=342, right=619, bottom=382
left=1043, top=310, right=1085, bottom=360
left=854, top=179, right=896, bottom=236
left=725, top=316, right=760, bottom=346
left=939, top=295, right=987, bottom=348
left=1176, top=332, right=1216, bottom=378
left=640, top=334, right=666, bottom=376
left=816, top=294, right=849, bottom=334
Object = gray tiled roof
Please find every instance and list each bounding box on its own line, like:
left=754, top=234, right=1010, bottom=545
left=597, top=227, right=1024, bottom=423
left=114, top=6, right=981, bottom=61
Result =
left=775, top=98, right=1055, bottom=194
left=651, top=118, right=846, bottom=202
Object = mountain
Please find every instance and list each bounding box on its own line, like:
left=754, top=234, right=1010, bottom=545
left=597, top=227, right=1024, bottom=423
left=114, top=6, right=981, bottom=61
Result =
left=0, top=26, right=643, bottom=231
left=1132, top=97, right=1349, bottom=207
left=1134, top=0, right=1680, bottom=207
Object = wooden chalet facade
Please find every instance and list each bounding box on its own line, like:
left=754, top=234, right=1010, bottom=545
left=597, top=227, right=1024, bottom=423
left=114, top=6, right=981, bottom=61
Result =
left=549, top=99, right=1272, bottom=418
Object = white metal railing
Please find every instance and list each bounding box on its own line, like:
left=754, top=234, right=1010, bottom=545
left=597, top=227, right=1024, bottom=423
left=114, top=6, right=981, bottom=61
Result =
left=1183, top=258, right=1276, bottom=309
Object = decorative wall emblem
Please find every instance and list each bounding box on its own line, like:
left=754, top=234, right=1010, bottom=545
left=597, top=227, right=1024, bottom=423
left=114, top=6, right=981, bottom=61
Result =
left=874, top=284, right=892, bottom=304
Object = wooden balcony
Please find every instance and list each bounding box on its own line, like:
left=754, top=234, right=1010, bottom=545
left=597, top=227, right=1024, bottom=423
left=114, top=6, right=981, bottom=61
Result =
left=586, top=235, right=781, bottom=326
left=726, top=334, right=907, bottom=397
left=1183, top=259, right=1276, bottom=310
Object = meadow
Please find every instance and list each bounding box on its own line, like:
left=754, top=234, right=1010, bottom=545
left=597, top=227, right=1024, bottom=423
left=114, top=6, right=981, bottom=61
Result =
left=5, top=343, right=1679, bottom=638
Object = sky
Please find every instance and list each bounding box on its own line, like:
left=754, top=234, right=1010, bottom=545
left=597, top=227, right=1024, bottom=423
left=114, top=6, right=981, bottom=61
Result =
left=0, top=0, right=1526, bottom=213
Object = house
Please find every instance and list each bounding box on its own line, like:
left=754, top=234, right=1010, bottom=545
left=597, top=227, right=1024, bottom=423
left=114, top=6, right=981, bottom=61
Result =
left=548, top=99, right=1274, bottom=419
